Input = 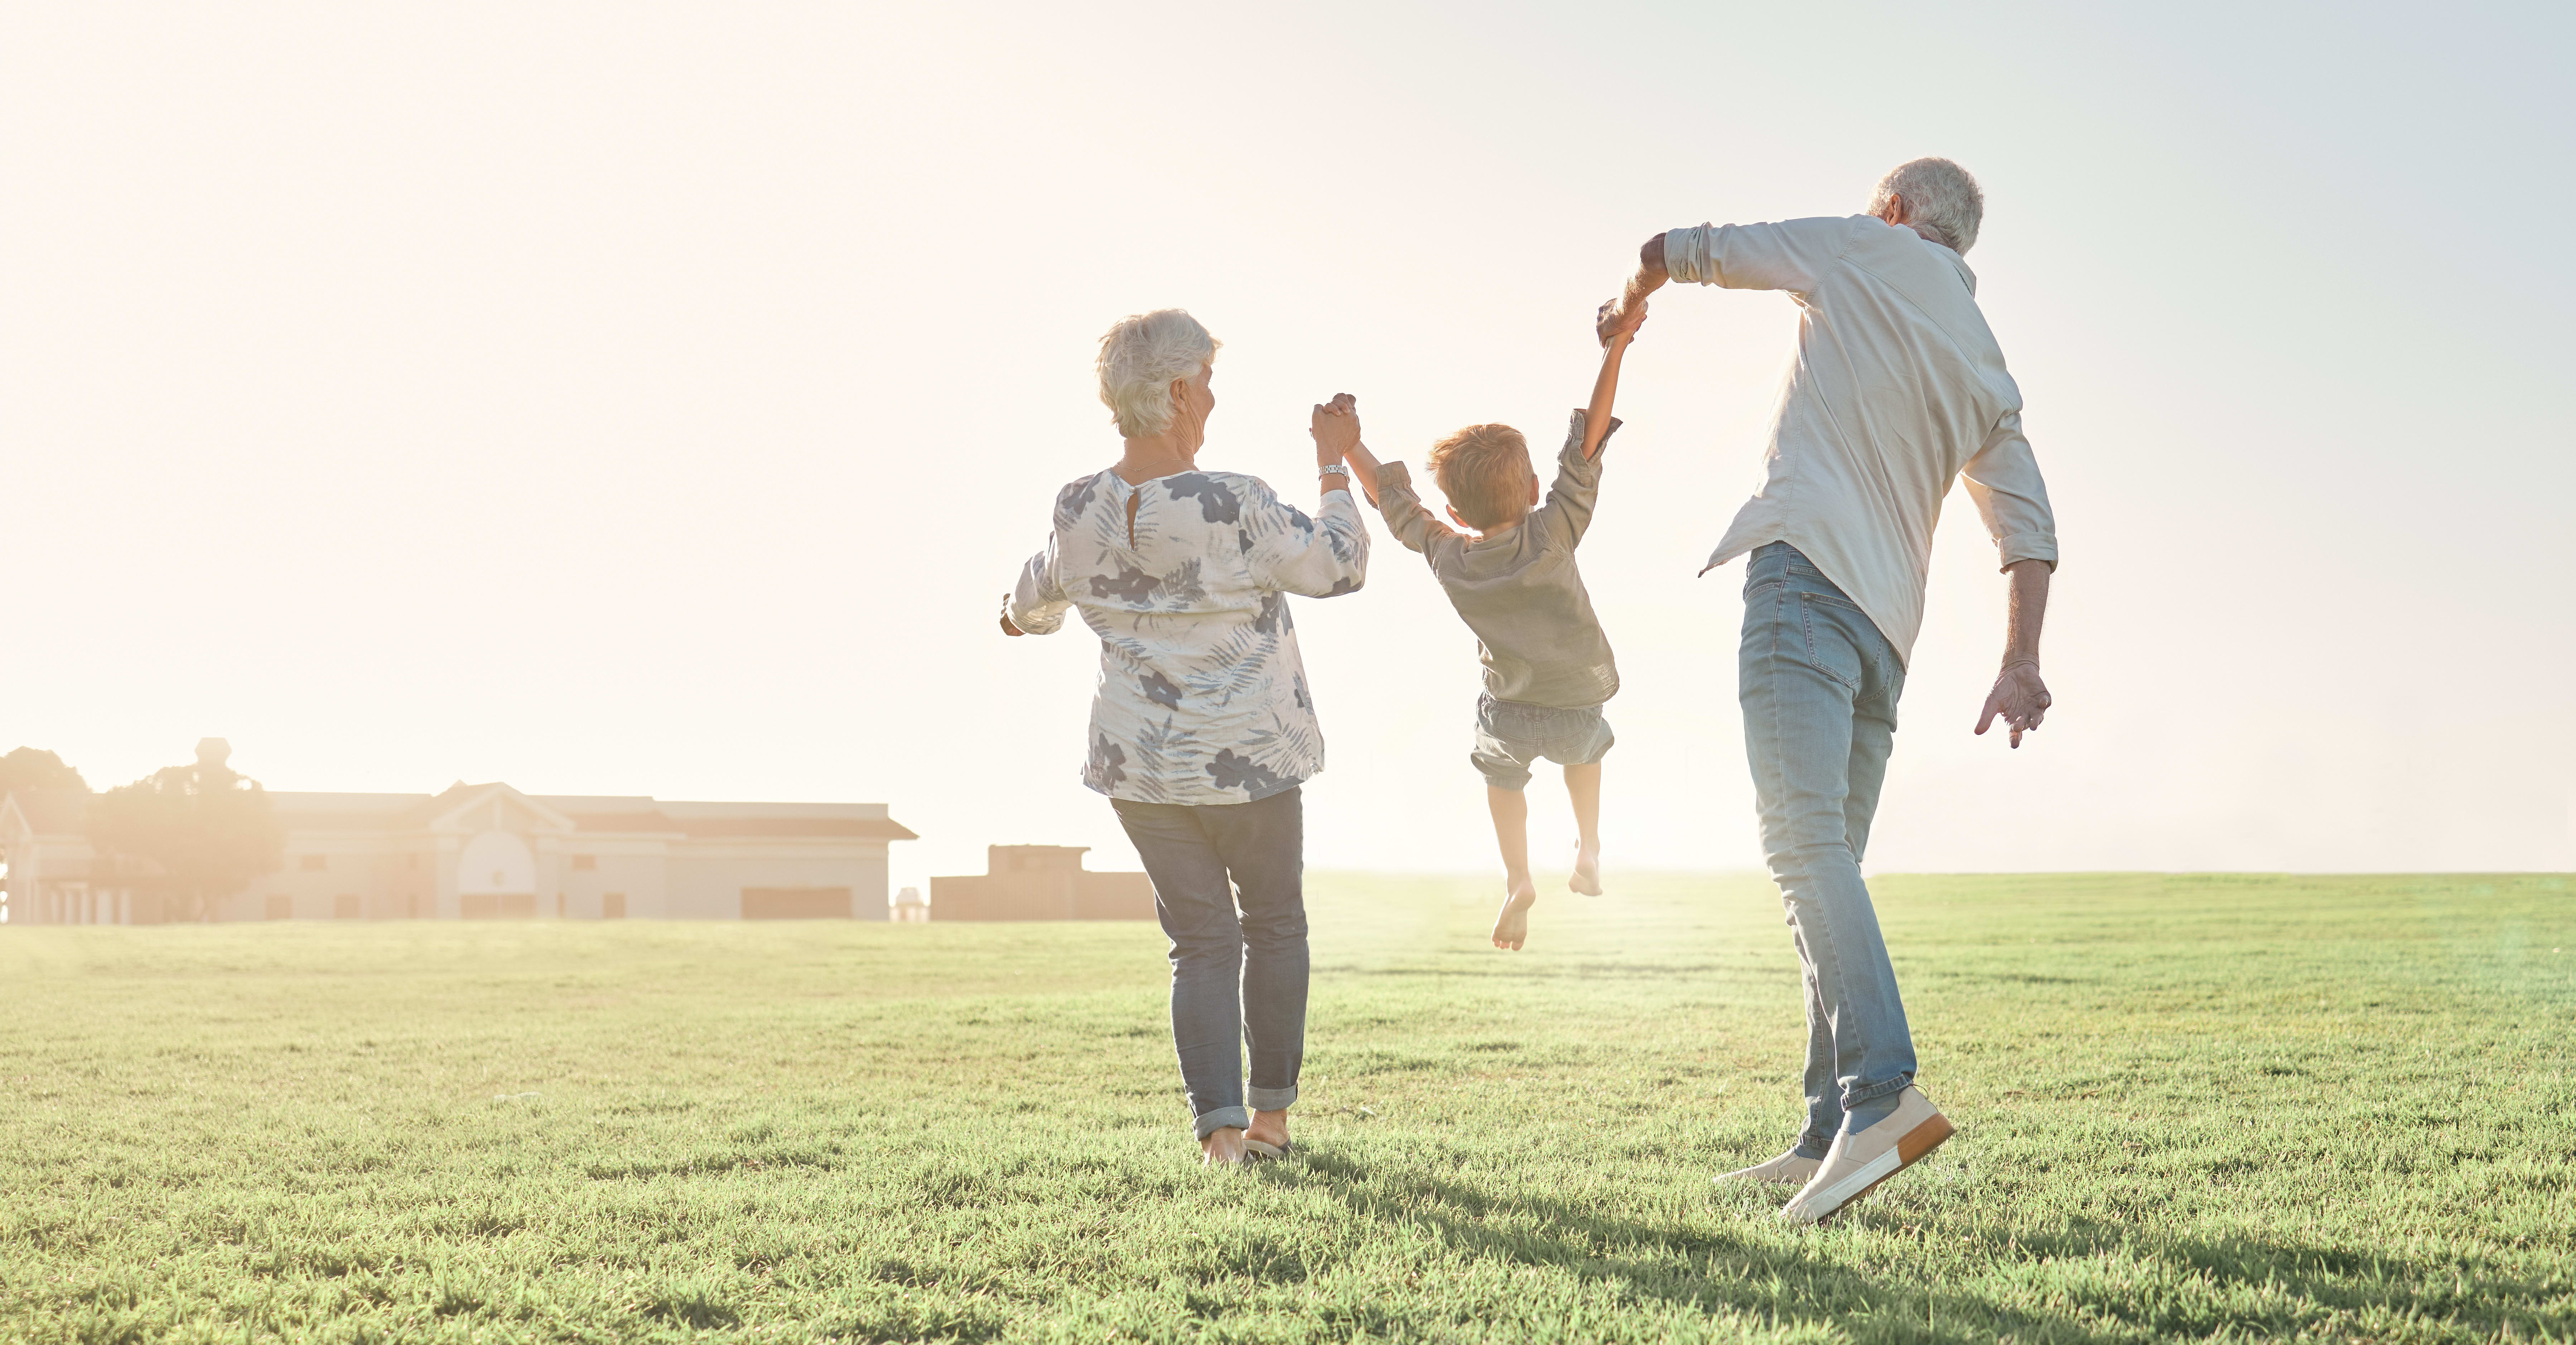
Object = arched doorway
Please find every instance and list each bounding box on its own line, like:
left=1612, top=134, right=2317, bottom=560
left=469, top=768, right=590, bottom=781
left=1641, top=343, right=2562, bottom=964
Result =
left=457, top=829, right=537, bottom=919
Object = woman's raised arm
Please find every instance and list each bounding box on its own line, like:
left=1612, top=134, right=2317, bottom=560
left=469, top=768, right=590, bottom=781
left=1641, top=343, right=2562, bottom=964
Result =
left=1249, top=483, right=1369, bottom=600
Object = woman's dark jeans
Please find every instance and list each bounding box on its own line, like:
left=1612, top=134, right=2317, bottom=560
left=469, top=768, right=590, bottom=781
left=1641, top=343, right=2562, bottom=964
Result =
left=1110, top=786, right=1307, bottom=1139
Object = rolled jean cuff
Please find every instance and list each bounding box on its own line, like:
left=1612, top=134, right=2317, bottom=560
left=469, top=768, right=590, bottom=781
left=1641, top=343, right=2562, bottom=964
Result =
left=1245, top=1084, right=1298, bottom=1112
left=1843, top=1071, right=1914, bottom=1110
left=1193, top=1105, right=1251, bottom=1139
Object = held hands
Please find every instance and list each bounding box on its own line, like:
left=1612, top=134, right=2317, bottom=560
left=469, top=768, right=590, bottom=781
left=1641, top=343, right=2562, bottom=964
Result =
left=1975, top=663, right=2052, bottom=748
left=1310, top=392, right=1361, bottom=464
left=1597, top=233, right=1669, bottom=345
left=1594, top=297, right=1649, bottom=346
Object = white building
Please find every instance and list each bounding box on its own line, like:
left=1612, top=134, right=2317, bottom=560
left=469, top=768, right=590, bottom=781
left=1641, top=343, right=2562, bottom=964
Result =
left=0, top=778, right=916, bottom=924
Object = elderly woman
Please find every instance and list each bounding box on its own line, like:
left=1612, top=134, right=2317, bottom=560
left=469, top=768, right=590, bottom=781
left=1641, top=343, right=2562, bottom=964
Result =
left=1002, top=309, right=1370, bottom=1165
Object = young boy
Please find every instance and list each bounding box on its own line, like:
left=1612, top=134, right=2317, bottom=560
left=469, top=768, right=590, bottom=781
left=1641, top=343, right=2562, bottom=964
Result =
left=1338, top=302, right=1645, bottom=950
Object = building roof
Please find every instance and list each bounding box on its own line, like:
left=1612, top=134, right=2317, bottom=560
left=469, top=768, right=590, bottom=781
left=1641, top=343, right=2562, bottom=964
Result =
left=263, top=784, right=916, bottom=841
left=17, top=781, right=915, bottom=844
left=267, top=793, right=439, bottom=832
left=2, top=789, right=91, bottom=836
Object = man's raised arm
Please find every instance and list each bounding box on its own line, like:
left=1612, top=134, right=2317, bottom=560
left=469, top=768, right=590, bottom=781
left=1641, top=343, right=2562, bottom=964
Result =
left=1605, top=218, right=1867, bottom=341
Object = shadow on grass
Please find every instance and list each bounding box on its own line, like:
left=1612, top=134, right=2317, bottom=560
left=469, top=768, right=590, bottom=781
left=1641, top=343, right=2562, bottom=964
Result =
left=1315, top=961, right=1748, bottom=982
left=1272, top=1153, right=2561, bottom=1344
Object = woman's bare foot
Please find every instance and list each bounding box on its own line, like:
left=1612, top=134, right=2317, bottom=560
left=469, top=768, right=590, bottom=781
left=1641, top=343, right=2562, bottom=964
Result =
left=1570, top=842, right=1603, bottom=897
left=1201, top=1126, right=1248, bottom=1166
left=1244, top=1108, right=1291, bottom=1156
left=1492, top=878, right=1539, bottom=950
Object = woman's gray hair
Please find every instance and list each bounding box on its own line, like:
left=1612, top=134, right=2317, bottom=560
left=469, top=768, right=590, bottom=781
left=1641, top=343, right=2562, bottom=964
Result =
left=1096, top=309, right=1220, bottom=439
left=1868, top=158, right=1984, bottom=254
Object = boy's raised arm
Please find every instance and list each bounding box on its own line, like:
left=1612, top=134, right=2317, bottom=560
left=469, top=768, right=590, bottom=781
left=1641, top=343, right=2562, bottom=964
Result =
left=1540, top=300, right=1645, bottom=549
left=1312, top=394, right=1455, bottom=564
left=1581, top=300, right=1646, bottom=461
left=1366, top=458, right=1457, bottom=560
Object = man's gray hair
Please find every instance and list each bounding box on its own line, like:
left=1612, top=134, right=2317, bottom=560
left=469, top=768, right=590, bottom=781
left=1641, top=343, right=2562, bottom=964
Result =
left=1096, top=309, right=1220, bottom=439
left=1868, top=157, right=1984, bottom=254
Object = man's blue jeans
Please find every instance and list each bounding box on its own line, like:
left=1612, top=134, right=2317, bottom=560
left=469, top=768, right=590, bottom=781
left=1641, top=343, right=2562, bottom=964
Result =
left=1110, top=786, right=1306, bottom=1139
left=1739, top=543, right=1919, bottom=1157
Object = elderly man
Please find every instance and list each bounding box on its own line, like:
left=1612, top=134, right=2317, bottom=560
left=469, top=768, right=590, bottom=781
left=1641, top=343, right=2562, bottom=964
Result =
left=1603, top=158, right=2058, bottom=1224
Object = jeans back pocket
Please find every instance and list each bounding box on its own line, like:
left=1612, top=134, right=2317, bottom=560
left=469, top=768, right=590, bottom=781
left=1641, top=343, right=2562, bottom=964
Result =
left=1797, top=590, right=1870, bottom=691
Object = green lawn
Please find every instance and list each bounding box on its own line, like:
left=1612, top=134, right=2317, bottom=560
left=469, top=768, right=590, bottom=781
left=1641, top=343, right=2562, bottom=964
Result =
left=2, top=872, right=2570, bottom=1344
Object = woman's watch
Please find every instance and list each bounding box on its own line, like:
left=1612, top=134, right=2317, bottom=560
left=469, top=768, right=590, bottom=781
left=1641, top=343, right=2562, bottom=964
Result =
left=1319, top=463, right=1350, bottom=479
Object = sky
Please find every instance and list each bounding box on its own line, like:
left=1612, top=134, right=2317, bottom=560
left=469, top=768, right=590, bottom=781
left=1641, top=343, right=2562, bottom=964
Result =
left=3, top=1, right=2570, bottom=899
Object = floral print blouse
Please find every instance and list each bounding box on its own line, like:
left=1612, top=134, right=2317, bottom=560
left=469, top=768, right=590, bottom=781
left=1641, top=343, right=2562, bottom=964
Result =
left=1007, top=468, right=1370, bottom=806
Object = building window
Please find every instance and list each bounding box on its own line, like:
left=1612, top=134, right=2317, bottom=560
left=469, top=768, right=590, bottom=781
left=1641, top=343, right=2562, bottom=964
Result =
left=570, top=855, right=597, bottom=871
left=742, top=887, right=852, bottom=920
left=299, top=855, right=327, bottom=872
left=333, top=895, right=360, bottom=920
left=555, top=893, right=565, bottom=919
left=265, top=895, right=292, bottom=920
left=406, top=893, right=420, bottom=919
left=602, top=893, right=626, bottom=920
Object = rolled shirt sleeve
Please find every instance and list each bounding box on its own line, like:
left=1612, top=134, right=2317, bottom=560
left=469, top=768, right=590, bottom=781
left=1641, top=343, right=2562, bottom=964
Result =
left=1251, top=486, right=1371, bottom=598
left=1961, top=411, right=2059, bottom=571
left=1004, top=537, right=1075, bottom=634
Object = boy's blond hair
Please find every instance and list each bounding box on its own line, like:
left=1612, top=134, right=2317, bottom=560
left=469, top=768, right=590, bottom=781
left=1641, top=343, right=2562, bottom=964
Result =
left=1428, top=424, right=1534, bottom=531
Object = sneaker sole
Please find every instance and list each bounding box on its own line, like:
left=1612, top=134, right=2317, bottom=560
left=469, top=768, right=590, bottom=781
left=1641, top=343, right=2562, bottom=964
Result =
left=1795, top=1113, right=1955, bottom=1223
left=1715, top=1165, right=1818, bottom=1187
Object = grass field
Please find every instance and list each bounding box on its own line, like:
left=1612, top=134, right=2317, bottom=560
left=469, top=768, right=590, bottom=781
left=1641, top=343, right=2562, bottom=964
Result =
left=2, top=872, right=2571, bottom=1344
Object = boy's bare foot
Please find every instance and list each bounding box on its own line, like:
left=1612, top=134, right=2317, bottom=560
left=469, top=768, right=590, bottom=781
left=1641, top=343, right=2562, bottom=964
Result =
left=1570, top=843, right=1603, bottom=897
left=1492, top=878, right=1538, bottom=950
left=1201, top=1126, right=1249, bottom=1167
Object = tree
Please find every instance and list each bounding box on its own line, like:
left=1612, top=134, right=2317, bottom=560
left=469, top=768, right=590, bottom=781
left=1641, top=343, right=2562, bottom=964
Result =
left=0, top=747, right=88, bottom=799
left=87, top=740, right=283, bottom=923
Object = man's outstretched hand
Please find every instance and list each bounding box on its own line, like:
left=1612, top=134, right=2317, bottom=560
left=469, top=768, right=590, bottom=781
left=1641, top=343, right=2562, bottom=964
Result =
left=1976, top=663, right=2051, bottom=748
left=1597, top=232, right=1669, bottom=344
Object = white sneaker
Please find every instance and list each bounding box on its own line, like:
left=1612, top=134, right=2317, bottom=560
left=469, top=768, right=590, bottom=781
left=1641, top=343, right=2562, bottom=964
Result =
left=1716, top=1149, right=1822, bottom=1187
left=1779, top=1085, right=1953, bottom=1224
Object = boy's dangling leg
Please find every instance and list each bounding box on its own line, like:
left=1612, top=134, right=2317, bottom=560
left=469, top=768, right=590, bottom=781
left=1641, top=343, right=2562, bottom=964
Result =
left=1486, top=785, right=1538, bottom=950
left=1564, top=761, right=1603, bottom=896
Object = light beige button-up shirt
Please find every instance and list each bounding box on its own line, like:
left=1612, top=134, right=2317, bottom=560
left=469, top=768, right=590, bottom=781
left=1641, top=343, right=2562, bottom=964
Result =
left=1664, top=214, right=2058, bottom=665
